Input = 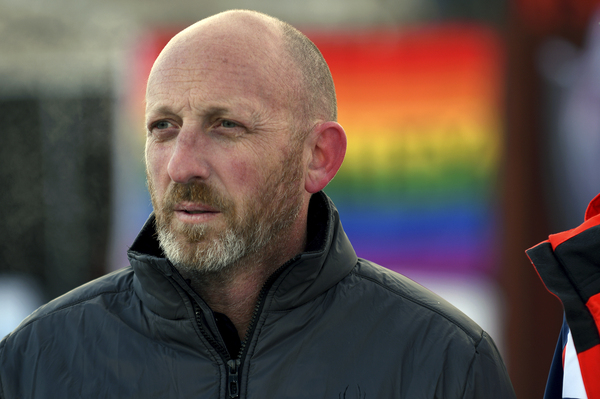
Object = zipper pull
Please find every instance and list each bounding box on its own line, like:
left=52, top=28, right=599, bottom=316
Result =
left=227, top=359, right=241, bottom=398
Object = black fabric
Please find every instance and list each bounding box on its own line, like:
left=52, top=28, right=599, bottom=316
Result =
left=214, top=312, right=241, bottom=358
left=553, top=226, right=600, bottom=301
left=130, top=217, right=165, bottom=258
left=304, top=193, right=329, bottom=253
left=527, top=240, right=600, bottom=352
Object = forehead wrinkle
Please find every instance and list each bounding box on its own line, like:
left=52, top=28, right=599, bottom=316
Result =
left=146, top=16, right=300, bottom=134
left=148, top=61, right=283, bottom=109
left=145, top=87, right=193, bottom=122
left=151, top=28, right=293, bottom=98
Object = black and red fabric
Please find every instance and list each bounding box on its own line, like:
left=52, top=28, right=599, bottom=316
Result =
left=527, top=192, right=600, bottom=399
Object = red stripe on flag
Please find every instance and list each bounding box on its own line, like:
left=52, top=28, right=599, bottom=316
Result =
left=578, top=345, right=600, bottom=399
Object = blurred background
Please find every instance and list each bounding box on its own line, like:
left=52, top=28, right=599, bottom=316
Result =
left=1, top=0, right=599, bottom=396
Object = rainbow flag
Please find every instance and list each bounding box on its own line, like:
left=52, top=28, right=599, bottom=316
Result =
left=308, top=25, right=504, bottom=275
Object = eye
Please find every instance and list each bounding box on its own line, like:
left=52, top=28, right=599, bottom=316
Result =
left=208, top=118, right=246, bottom=139
left=147, top=119, right=178, bottom=141
left=220, top=120, right=238, bottom=128
left=152, top=120, right=173, bottom=130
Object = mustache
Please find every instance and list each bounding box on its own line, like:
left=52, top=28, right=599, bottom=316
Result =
left=162, top=182, right=233, bottom=213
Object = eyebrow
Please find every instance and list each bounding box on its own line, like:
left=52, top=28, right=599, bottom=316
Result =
left=203, top=106, right=230, bottom=119
left=146, top=104, right=231, bottom=119
left=145, top=105, right=177, bottom=121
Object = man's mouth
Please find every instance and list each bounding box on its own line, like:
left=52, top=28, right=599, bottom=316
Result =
left=173, top=203, right=220, bottom=222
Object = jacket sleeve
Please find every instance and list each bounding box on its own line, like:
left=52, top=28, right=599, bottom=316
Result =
left=460, top=331, right=517, bottom=399
left=526, top=192, right=600, bottom=399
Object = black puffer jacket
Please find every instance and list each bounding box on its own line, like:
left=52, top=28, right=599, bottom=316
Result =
left=0, top=192, right=515, bottom=398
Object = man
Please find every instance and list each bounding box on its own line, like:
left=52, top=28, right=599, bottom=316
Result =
left=0, top=10, right=515, bottom=398
left=527, top=193, right=600, bottom=399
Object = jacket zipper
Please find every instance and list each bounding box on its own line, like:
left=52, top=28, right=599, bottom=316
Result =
left=227, top=359, right=241, bottom=398
left=190, top=254, right=300, bottom=398
left=193, top=304, right=239, bottom=397
left=236, top=255, right=300, bottom=360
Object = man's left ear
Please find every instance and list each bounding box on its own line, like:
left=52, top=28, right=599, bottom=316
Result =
left=305, top=121, right=347, bottom=194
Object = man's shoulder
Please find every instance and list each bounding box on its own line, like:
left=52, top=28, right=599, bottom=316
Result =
left=348, top=259, right=485, bottom=344
left=4, top=266, right=135, bottom=338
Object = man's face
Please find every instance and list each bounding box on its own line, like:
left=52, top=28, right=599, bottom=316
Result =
left=144, top=28, right=306, bottom=273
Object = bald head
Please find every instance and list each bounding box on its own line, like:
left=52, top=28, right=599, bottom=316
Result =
left=148, top=10, right=337, bottom=137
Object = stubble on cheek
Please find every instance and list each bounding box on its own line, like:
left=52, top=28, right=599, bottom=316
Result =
left=147, top=171, right=235, bottom=240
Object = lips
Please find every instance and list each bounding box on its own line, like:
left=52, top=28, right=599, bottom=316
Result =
left=175, top=201, right=218, bottom=212
left=173, top=202, right=220, bottom=222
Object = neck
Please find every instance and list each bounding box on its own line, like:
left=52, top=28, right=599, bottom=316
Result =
left=185, top=259, right=279, bottom=340
left=179, top=221, right=307, bottom=340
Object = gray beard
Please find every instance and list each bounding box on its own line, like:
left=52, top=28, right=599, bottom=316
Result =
left=156, top=217, right=269, bottom=275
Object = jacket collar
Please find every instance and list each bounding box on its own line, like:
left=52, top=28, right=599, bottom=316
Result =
left=127, top=191, right=357, bottom=318
left=266, top=192, right=357, bottom=311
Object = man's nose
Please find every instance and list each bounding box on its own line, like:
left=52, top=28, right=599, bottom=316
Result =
left=167, top=125, right=211, bottom=184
